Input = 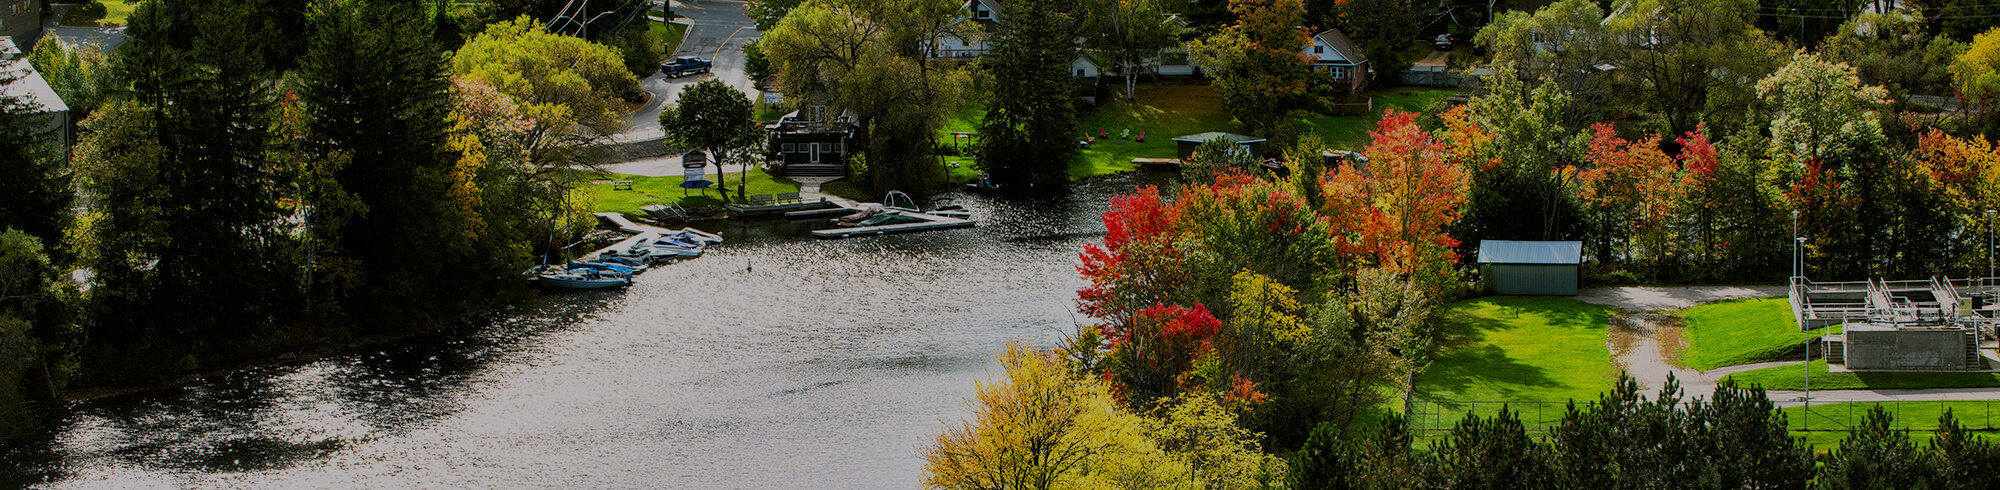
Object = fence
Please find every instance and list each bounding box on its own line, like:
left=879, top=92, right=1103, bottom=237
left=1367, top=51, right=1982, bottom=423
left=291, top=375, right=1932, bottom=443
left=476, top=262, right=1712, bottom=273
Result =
left=1406, top=399, right=2000, bottom=435
left=1399, top=67, right=1474, bottom=88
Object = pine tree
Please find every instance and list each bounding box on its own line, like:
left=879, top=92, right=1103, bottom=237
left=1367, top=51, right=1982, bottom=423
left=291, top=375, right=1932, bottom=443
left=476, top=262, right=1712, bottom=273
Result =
left=975, top=0, right=1082, bottom=192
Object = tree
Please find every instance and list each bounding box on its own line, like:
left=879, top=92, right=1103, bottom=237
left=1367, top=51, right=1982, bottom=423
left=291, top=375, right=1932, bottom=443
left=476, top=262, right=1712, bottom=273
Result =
left=453, top=16, right=641, bottom=176
left=1756, top=0, right=1865, bottom=49
left=1188, top=0, right=1317, bottom=140
left=28, top=35, right=114, bottom=131
left=1461, top=68, right=1589, bottom=242
left=1604, top=0, right=1786, bottom=140
left=1475, top=0, right=1614, bottom=127
left=1424, top=407, right=1555, bottom=489
left=1930, top=409, right=2000, bottom=490
left=1758, top=50, right=1889, bottom=172
left=1577, top=123, right=1681, bottom=269
left=1823, top=13, right=1966, bottom=104
left=976, top=0, right=1082, bottom=191
left=745, top=0, right=803, bottom=31
left=660, top=78, right=762, bottom=201
left=1081, top=0, right=1184, bottom=100
left=761, top=0, right=968, bottom=192
left=1324, top=109, right=1470, bottom=283
left=0, top=64, right=72, bottom=258
left=1815, top=405, right=1941, bottom=489
left=296, top=1, right=474, bottom=317
left=1951, top=27, right=2000, bottom=111
left=1324, top=0, right=1423, bottom=90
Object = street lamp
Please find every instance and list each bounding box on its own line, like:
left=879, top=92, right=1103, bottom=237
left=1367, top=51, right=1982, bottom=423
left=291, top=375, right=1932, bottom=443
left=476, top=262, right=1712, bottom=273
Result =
left=1792, top=211, right=1801, bottom=281
left=1987, top=210, right=1995, bottom=282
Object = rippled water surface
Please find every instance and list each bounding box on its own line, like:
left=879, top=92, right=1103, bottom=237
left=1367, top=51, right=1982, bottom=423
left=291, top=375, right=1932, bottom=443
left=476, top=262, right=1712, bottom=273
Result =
left=0, top=173, right=1176, bottom=488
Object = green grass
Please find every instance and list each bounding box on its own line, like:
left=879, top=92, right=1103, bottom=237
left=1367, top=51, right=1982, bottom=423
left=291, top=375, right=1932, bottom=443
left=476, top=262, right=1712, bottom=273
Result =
left=1722, top=359, right=2000, bottom=391
left=652, top=20, right=691, bottom=56
left=581, top=168, right=800, bottom=216
left=62, top=0, right=139, bottom=27
left=1678, top=297, right=1839, bottom=371
left=1296, top=87, right=1457, bottom=150
left=1075, top=84, right=1240, bottom=178
left=1417, top=296, right=1618, bottom=404
left=1782, top=401, right=2000, bottom=448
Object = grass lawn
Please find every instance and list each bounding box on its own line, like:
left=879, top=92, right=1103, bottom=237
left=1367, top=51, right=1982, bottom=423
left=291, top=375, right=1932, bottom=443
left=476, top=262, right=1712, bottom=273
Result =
left=581, top=168, right=801, bottom=216
left=1297, top=87, right=1457, bottom=150
left=1075, top=84, right=1241, bottom=177
left=1722, top=359, right=2000, bottom=391
left=653, top=20, right=691, bottom=56
left=1782, top=401, right=2000, bottom=447
left=1678, top=297, right=1839, bottom=371
left=62, top=0, right=139, bottom=27
left=1413, top=296, right=1616, bottom=412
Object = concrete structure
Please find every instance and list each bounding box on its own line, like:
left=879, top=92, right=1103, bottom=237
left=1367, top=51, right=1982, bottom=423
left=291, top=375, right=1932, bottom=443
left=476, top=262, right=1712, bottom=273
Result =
left=1836, top=324, right=1978, bottom=371
left=1304, top=28, right=1370, bottom=93
left=1173, top=132, right=1264, bottom=161
left=0, top=0, right=40, bottom=50
left=1476, top=240, right=1582, bottom=296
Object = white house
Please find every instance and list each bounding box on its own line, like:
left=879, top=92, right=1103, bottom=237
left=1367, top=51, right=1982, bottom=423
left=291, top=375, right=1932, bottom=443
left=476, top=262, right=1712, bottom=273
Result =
left=1303, top=28, right=1369, bottom=92
left=0, top=36, right=69, bottom=152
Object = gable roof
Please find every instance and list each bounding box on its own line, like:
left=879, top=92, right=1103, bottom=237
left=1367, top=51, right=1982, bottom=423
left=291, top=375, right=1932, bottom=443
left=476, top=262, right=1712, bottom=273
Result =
left=964, top=0, right=1004, bottom=20
left=1310, top=28, right=1369, bottom=66
left=1, top=60, right=69, bottom=115
left=1477, top=240, right=1583, bottom=265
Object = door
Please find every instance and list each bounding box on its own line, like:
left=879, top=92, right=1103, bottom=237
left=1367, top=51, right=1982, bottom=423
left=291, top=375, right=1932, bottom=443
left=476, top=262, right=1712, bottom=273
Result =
left=810, top=143, right=822, bottom=163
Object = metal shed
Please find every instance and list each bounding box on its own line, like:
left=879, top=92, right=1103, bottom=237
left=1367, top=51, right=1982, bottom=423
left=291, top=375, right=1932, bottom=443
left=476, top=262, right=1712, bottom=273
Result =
left=1477, top=240, right=1583, bottom=296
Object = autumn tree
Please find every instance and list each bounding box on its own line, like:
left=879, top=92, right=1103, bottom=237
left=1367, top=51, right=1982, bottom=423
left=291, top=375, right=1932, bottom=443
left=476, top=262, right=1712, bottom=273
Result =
left=1189, top=0, right=1316, bottom=140
left=976, top=0, right=1082, bottom=191
left=661, top=79, right=763, bottom=201
left=762, top=0, right=968, bottom=192
left=1952, top=27, right=2000, bottom=112
left=452, top=16, right=641, bottom=176
left=1577, top=123, right=1681, bottom=268
left=1324, top=110, right=1470, bottom=286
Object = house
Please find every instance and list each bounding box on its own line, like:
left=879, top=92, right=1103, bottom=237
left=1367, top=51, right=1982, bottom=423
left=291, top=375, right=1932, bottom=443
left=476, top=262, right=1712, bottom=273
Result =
left=0, top=36, right=70, bottom=153
left=1072, top=55, right=1104, bottom=104
left=932, top=0, right=1004, bottom=58
left=764, top=104, right=859, bottom=170
left=0, top=1, right=41, bottom=50
left=1303, top=28, right=1370, bottom=92
left=1173, top=132, right=1264, bottom=161
left=1476, top=240, right=1582, bottom=296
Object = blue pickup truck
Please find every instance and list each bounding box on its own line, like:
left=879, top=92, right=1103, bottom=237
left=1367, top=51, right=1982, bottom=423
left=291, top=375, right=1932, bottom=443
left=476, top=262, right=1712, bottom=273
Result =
left=661, top=56, right=712, bottom=78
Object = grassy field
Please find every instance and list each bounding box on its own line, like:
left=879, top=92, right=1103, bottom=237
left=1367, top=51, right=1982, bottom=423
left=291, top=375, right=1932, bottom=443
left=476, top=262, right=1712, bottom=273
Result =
left=1074, top=84, right=1241, bottom=177
left=1416, top=296, right=1618, bottom=403
left=1782, top=401, right=2000, bottom=447
left=582, top=168, right=801, bottom=216
left=1297, top=87, right=1457, bottom=150
left=653, top=20, right=690, bottom=56
left=62, top=0, right=139, bottom=27
left=1722, top=359, right=2000, bottom=390
left=1678, top=298, right=1839, bottom=371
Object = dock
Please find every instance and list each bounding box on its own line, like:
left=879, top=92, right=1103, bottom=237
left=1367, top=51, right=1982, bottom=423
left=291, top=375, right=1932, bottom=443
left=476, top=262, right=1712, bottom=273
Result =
left=1131, top=157, right=1182, bottom=168
left=594, top=212, right=672, bottom=235
left=812, top=212, right=976, bottom=238
left=723, top=197, right=837, bottom=215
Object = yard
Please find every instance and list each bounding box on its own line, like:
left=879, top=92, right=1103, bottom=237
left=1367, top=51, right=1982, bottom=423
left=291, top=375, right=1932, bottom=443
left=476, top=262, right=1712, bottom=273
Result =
left=1782, top=401, right=2000, bottom=447
left=581, top=168, right=801, bottom=216
left=1722, top=359, right=2000, bottom=391
left=1677, top=298, right=1839, bottom=371
left=1408, top=296, right=1617, bottom=430
left=61, top=0, right=139, bottom=27
left=653, top=20, right=690, bottom=56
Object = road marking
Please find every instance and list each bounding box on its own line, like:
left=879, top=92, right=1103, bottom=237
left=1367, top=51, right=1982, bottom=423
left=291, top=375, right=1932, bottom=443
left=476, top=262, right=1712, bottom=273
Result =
left=713, top=26, right=748, bottom=59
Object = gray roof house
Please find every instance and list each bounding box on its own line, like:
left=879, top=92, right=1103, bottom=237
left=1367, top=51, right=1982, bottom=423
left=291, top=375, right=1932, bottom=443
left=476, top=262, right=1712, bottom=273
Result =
left=1477, top=240, right=1582, bottom=296
left=1, top=37, right=71, bottom=152
left=1303, top=28, right=1370, bottom=93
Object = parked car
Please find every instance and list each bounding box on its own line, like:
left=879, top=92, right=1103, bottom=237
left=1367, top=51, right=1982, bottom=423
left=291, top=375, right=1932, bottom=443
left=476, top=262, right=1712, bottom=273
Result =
left=1434, top=34, right=1453, bottom=51
left=661, top=56, right=713, bottom=78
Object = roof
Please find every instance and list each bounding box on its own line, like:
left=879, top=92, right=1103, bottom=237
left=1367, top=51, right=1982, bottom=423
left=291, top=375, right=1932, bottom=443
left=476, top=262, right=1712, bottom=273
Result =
left=0, top=59, right=70, bottom=115
left=1310, top=28, right=1369, bottom=66
left=964, top=0, right=1004, bottom=20
left=1476, top=240, right=1582, bottom=265
left=1173, top=132, right=1265, bottom=144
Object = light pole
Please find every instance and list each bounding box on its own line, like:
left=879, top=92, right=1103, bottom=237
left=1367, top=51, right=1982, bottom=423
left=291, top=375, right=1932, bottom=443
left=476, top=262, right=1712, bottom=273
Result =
left=1795, top=209, right=1807, bottom=426
left=1792, top=211, right=1800, bottom=281
left=1987, top=210, right=1995, bottom=282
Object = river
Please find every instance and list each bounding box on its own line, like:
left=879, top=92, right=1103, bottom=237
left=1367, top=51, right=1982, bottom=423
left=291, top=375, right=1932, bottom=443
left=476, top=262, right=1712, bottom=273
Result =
left=0, top=172, right=1177, bottom=488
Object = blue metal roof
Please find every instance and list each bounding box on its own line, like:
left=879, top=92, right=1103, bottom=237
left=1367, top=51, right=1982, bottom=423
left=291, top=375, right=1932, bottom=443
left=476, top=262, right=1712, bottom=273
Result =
left=1476, top=240, right=1583, bottom=265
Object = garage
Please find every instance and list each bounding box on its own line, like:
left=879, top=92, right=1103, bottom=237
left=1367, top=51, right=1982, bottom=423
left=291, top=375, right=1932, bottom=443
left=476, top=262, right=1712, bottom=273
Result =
left=1477, top=240, right=1583, bottom=296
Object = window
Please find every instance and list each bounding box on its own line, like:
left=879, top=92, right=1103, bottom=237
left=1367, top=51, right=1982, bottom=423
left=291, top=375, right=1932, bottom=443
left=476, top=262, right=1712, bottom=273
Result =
left=782, top=143, right=796, bottom=152
left=1330, top=66, right=1349, bottom=79
left=1313, top=45, right=1323, bottom=54
left=1163, top=53, right=1189, bottom=66
left=835, top=142, right=845, bottom=153
left=1077, top=69, right=1086, bottom=77
left=975, top=7, right=990, bottom=19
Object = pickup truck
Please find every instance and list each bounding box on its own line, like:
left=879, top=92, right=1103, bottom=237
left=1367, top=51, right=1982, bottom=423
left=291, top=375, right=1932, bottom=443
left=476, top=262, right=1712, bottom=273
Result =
left=661, top=56, right=712, bottom=78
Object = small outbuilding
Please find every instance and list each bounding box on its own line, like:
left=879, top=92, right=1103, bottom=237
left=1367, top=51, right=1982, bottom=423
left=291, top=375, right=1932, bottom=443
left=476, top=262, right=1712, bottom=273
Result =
left=1174, top=132, right=1265, bottom=161
left=1477, top=240, right=1582, bottom=296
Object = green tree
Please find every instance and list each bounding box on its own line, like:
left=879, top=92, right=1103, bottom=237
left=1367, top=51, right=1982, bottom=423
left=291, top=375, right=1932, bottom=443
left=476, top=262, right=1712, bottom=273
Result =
left=762, top=0, right=968, bottom=192
left=1081, top=0, right=1184, bottom=100
left=1188, top=0, right=1317, bottom=140
left=1604, top=0, right=1786, bottom=140
left=1462, top=68, right=1589, bottom=241
left=1424, top=406, right=1555, bottom=489
left=28, top=35, right=115, bottom=131
left=1814, top=405, right=1941, bottom=489
left=745, top=0, right=803, bottom=31
left=1324, top=0, right=1423, bottom=90
left=1930, top=409, right=2000, bottom=490
left=660, top=78, right=762, bottom=201
left=1757, top=50, right=1888, bottom=171
left=1823, top=13, right=1967, bottom=105
left=453, top=16, right=641, bottom=176
left=976, top=0, right=1082, bottom=191
left=1475, top=0, right=1614, bottom=127
left=296, top=1, right=474, bottom=318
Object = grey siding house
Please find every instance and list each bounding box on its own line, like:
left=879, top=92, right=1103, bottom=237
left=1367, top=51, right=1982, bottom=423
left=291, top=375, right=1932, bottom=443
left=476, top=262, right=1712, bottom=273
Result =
left=1477, top=240, right=1582, bottom=296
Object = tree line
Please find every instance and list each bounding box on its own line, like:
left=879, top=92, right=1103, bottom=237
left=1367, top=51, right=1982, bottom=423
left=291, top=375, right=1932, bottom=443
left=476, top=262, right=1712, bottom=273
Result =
left=0, top=0, right=657, bottom=397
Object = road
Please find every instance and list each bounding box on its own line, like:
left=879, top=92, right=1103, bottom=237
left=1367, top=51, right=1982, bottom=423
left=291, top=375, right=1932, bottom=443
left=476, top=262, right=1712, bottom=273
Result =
left=611, top=0, right=762, bottom=144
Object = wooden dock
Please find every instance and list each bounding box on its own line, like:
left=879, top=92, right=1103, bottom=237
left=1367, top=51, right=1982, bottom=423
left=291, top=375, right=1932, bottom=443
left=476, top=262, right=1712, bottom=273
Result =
left=1131, top=157, right=1182, bottom=168
left=812, top=213, right=976, bottom=239
left=723, top=197, right=837, bottom=215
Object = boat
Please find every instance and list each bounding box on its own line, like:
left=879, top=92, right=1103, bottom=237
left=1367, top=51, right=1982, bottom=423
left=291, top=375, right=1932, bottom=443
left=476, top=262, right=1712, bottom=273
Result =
left=964, top=173, right=1000, bottom=193
left=668, top=227, right=725, bottom=244
left=928, top=197, right=972, bottom=220
left=538, top=269, right=631, bottom=289
left=568, top=261, right=642, bottom=275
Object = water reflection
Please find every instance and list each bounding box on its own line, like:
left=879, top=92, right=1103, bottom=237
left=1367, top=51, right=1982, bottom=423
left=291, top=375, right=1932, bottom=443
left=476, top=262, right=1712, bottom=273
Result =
left=0, top=172, right=1177, bottom=487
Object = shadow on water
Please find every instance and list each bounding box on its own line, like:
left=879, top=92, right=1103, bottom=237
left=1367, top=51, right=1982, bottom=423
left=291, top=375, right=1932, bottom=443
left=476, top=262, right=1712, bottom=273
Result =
left=0, top=171, right=1182, bottom=487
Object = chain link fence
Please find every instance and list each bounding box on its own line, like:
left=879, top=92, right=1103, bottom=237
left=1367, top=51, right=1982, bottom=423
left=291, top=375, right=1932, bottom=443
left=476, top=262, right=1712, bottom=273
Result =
left=1405, top=399, right=2000, bottom=435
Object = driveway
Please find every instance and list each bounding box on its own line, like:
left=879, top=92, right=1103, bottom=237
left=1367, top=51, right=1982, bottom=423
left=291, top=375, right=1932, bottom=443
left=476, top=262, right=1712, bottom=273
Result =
left=612, top=0, right=761, bottom=144
left=41, top=3, right=130, bottom=52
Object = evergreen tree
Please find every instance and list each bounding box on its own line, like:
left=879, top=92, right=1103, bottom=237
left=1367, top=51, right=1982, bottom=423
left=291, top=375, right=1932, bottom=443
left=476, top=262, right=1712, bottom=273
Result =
left=296, top=1, right=465, bottom=318
left=1814, top=405, right=1941, bottom=489
left=1929, top=409, right=1999, bottom=490
left=975, top=0, right=1081, bottom=192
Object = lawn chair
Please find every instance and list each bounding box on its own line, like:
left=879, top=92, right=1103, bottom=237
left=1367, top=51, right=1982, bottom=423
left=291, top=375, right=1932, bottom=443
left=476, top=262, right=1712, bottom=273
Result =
left=1134, top=131, right=1146, bottom=142
left=1098, top=127, right=1107, bottom=138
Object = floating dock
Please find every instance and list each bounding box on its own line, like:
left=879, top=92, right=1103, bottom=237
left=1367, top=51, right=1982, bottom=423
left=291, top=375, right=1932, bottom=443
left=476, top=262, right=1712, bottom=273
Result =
left=1131, top=157, right=1182, bottom=168
left=724, top=198, right=837, bottom=215
left=812, top=213, right=976, bottom=238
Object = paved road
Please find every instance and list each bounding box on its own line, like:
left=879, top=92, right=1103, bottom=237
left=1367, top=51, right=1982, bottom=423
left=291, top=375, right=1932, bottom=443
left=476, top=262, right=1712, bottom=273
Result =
left=612, top=0, right=761, bottom=144
left=40, top=3, right=131, bottom=51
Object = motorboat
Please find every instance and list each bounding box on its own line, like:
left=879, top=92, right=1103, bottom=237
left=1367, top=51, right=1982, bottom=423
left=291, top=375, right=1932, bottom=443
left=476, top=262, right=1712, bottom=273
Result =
left=538, top=269, right=631, bottom=289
